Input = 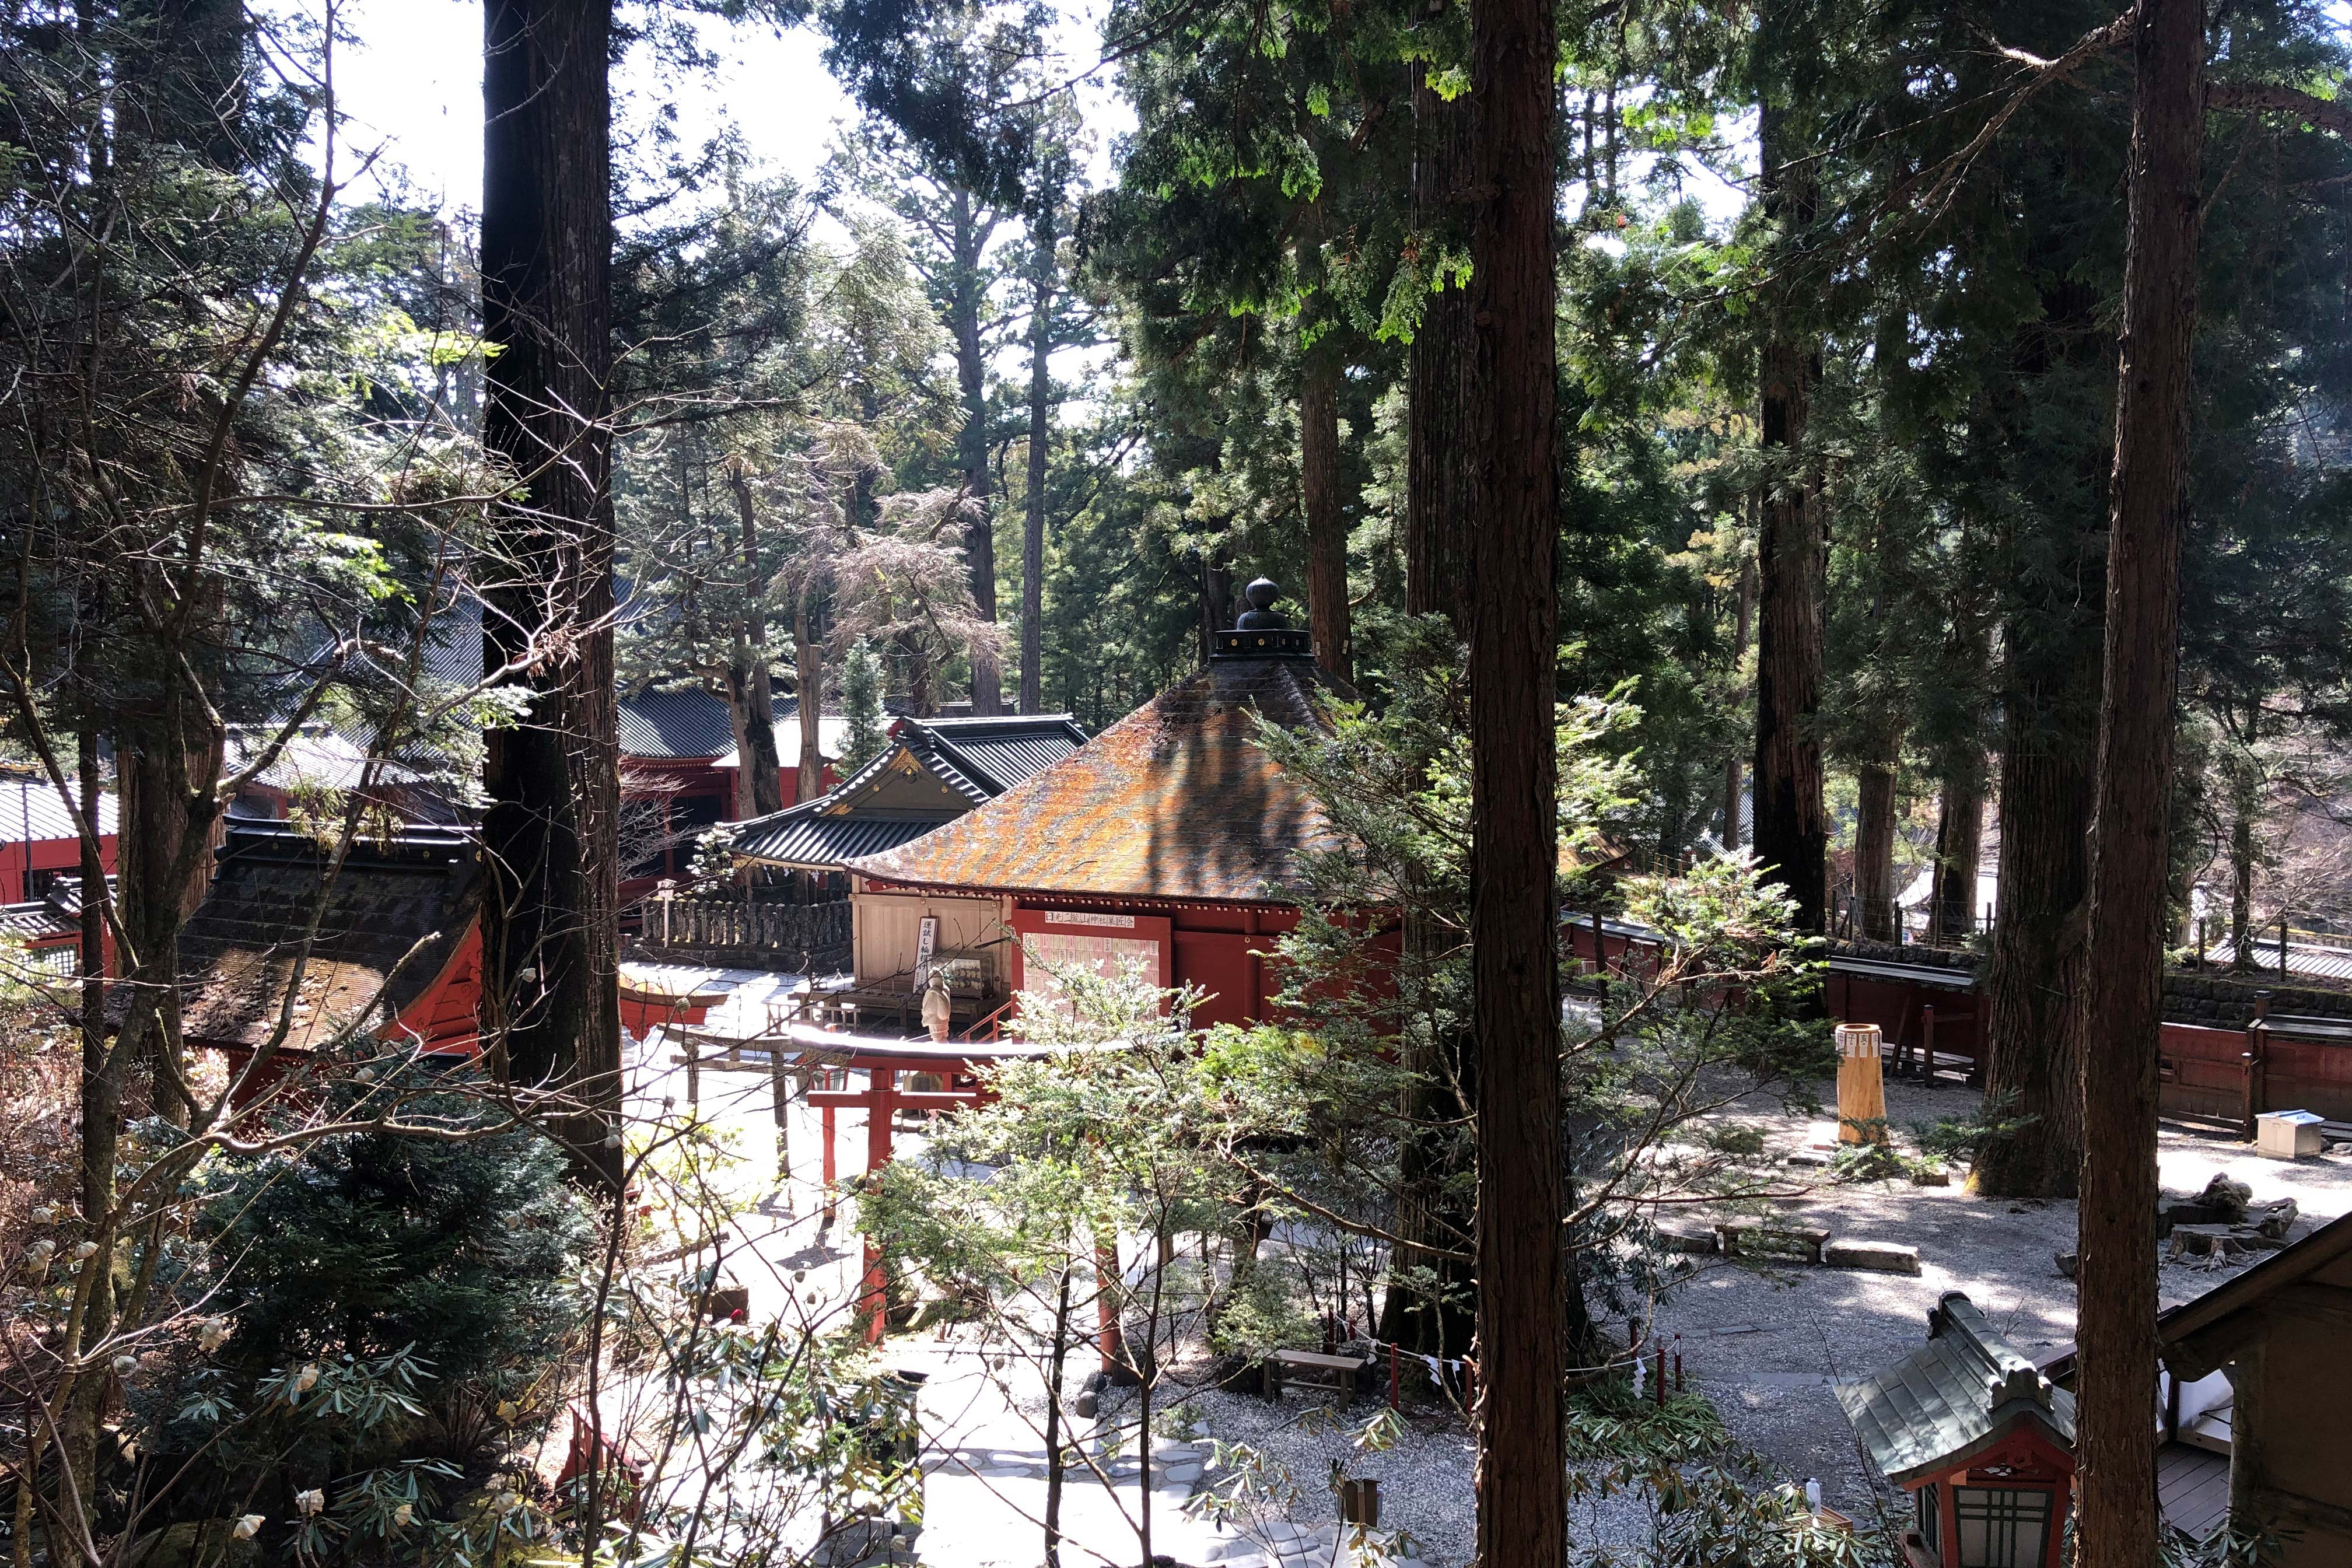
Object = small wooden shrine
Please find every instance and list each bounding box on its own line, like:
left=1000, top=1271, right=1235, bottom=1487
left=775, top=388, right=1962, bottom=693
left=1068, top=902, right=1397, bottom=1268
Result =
left=1838, top=1292, right=2076, bottom=1568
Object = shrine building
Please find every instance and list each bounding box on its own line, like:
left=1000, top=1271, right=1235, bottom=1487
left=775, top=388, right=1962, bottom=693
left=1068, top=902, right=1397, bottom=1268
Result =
left=838, top=579, right=1357, bottom=1033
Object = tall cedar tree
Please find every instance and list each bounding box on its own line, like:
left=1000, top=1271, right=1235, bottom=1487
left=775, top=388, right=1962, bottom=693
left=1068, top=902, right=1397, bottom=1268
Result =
left=1381, top=58, right=1478, bottom=1359
left=480, top=0, right=624, bottom=1184
left=1468, top=0, right=1565, bottom=1560
left=1751, top=81, right=1828, bottom=935
left=821, top=0, right=1052, bottom=713
left=2075, top=0, right=2202, bottom=1560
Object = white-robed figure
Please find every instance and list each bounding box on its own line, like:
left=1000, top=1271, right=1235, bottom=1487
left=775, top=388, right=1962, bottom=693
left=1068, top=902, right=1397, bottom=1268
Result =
left=920, top=967, right=953, bottom=1042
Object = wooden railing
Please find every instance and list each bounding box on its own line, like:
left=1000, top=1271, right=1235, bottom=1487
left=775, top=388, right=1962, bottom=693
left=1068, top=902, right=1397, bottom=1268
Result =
left=642, top=894, right=851, bottom=966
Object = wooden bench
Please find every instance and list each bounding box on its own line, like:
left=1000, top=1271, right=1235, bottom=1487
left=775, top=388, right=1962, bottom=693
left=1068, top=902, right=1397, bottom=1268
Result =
left=1266, top=1348, right=1367, bottom=1400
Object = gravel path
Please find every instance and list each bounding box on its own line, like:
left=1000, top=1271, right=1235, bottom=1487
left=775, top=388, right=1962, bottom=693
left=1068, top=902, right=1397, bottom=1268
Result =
left=1128, top=1076, right=2352, bottom=1563
left=1648, top=1073, right=2352, bottom=1526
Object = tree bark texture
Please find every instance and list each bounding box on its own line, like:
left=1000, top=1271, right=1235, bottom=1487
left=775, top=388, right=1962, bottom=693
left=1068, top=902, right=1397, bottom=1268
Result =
left=1405, top=71, right=1472, bottom=642
left=1752, top=106, right=1828, bottom=934
left=1382, top=66, right=1479, bottom=1357
left=2075, top=3, right=2201, bottom=1562
left=1724, top=556, right=1752, bottom=849
left=1855, top=760, right=1899, bottom=942
left=1019, top=198, right=1056, bottom=714
left=727, top=468, right=786, bottom=819
left=1974, top=659, right=2096, bottom=1197
left=1931, top=770, right=1985, bottom=945
left=795, top=584, right=825, bottom=802
left=1469, top=0, right=1566, bottom=1555
left=480, top=0, right=622, bottom=1188
left=1300, top=355, right=1353, bottom=683
left=950, top=187, right=1003, bottom=715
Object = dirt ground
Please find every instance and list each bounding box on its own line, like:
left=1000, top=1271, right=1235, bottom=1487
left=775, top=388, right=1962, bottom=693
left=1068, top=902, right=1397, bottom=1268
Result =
left=1650, top=1073, right=2352, bottom=1530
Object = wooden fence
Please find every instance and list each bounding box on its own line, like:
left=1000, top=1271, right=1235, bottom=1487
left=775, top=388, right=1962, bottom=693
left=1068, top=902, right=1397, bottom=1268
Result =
left=2158, top=1015, right=2352, bottom=1133
left=642, top=895, right=852, bottom=968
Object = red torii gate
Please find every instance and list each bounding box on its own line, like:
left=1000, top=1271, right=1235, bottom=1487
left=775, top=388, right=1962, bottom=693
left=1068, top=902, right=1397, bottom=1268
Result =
left=774, top=1024, right=1095, bottom=1345
left=660, top=1016, right=1130, bottom=1352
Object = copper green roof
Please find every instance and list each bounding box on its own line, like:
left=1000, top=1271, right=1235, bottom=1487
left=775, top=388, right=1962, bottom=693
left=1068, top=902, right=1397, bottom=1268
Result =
left=1836, top=1292, right=2076, bottom=1486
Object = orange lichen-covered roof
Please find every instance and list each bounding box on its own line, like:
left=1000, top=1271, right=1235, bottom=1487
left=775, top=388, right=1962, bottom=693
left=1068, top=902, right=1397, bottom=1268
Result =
left=848, top=657, right=1353, bottom=905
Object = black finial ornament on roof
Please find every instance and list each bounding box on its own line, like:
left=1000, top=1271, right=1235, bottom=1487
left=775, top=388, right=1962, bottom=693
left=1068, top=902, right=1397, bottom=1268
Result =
left=1212, top=577, right=1314, bottom=661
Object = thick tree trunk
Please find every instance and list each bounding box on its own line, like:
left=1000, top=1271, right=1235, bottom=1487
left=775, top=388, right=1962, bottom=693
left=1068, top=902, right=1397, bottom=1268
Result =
left=1932, top=769, right=1985, bottom=945
left=728, top=468, right=786, bottom=819
left=1301, top=356, right=1353, bottom=683
left=1020, top=198, right=1056, bottom=715
left=2075, top=5, right=2201, bottom=1562
left=1381, top=68, right=1478, bottom=1360
left=795, top=585, right=825, bottom=802
left=1405, top=72, right=1472, bottom=639
left=1855, top=758, right=1899, bottom=942
left=480, top=0, right=622, bottom=1189
left=1469, top=0, right=1565, bottom=1554
left=1973, top=662, right=2096, bottom=1197
left=1199, top=547, right=1234, bottom=662
left=950, top=187, right=1003, bottom=715
left=1752, top=105, right=1828, bottom=933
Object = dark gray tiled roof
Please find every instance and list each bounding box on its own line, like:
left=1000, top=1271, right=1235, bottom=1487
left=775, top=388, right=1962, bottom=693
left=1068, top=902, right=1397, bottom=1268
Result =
left=0, top=898, right=76, bottom=942
left=617, top=689, right=851, bottom=763
left=730, top=811, right=949, bottom=870
left=177, top=822, right=480, bottom=1052
left=1837, top=1292, right=2076, bottom=1486
left=726, top=716, right=1086, bottom=872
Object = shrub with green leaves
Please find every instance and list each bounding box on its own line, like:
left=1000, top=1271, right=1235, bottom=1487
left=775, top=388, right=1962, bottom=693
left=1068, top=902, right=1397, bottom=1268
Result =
left=143, top=1080, right=592, bottom=1546
left=195, top=1086, right=590, bottom=1408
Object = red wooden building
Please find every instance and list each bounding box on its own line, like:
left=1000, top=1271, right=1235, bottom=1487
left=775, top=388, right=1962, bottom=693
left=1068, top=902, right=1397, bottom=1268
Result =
left=618, top=689, right=846, bottom=899
left=842, top=589, right=1353, bottom=1031
left=0, top=778, right=117, bottom=905
left=177, top=821, right=484, bottom=1065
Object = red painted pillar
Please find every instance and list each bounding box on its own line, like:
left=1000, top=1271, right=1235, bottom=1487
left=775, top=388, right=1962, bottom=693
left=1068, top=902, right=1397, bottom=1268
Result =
left=1094, top=1238, right=1124, bottom=1376
left=860, top=1071, right=894, bottom=1345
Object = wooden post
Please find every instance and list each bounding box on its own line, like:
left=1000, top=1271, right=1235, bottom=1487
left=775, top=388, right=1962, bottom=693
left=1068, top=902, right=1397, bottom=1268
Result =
left=2279, top=913, right=2290, bottom=980
left=1834, top=1023, right=1888, bottom=1144
left=2196, top=916, right=2207, bottom=968
left=860, top=1070, right=894, bottom=1344
left=769, top=1049, right=792, bottom=1200
left=821, top=1102, right=837, bottom=1226
left=2243, top=992, right=2272, bottom=1142
left=686, top=1042, right=700, bottom=1107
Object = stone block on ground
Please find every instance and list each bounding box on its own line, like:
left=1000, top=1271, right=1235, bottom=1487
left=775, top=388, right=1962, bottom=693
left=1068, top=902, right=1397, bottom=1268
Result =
left=1822, top=1238, right=1921, bottom=1275
left=1657, top=1226, right=1718, bottom=1255
left=2166, top=1224, right=2284, bottom=1261
left=2250, top=1197, right=2299, bottom=1239
left=1715, top=1222, right=1830, bottom=1264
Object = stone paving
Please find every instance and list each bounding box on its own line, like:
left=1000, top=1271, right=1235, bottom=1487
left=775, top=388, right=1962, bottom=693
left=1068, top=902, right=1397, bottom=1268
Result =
left=622, top=1032, right=1432, bottom=1567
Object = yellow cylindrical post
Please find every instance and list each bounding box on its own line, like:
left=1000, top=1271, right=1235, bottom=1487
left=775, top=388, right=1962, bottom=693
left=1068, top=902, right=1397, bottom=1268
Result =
left=1835, top=1022, right=1887, bottom=1144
